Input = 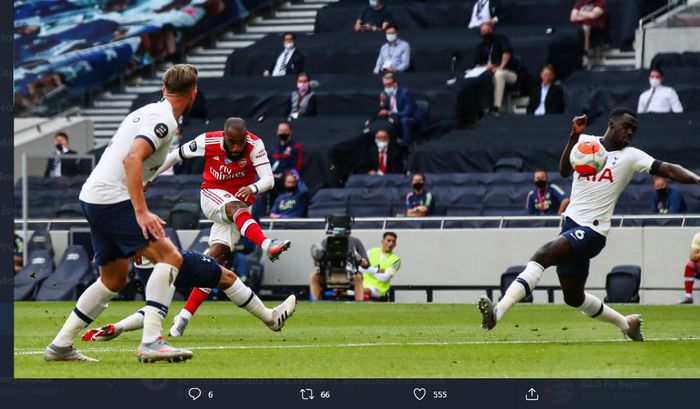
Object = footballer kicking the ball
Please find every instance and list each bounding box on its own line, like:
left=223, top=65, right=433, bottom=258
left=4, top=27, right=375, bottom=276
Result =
left=478, top=107, right=700, bottom=340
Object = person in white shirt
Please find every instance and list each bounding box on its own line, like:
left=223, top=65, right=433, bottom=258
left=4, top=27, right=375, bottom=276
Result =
left=478, top=107, right=700, bottom=342
left=467, top=0, right=503, bottom=29
left=45, top=64, right=200, bottom=363
left=637, top=68, right=683, bottom=114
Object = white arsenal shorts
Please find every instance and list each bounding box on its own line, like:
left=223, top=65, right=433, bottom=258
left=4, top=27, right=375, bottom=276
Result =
left=200, top=188, right=246, bottom=250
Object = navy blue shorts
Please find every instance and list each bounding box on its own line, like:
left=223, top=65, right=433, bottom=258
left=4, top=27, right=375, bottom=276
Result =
left=81, top=200, right=153, bottom=266
left=133, top=250, right=222, bottom=289
left=556, top=217, right=607, bottom=278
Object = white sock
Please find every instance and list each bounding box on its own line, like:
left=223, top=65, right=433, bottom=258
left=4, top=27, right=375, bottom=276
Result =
left=261, top=238, right=271, bottom=251
left=116, top=309, right=145, bottom=332
left=224, top=277, right=272, bottom=322
left=142, top=263, right=178, bottom=343
left=578, top=292, right=629, bottom=330
left=495, top=261, right=545, bottom=321
left=179, top=309, right=193, bottom=320
left=52, top=279, right=117, bottom=347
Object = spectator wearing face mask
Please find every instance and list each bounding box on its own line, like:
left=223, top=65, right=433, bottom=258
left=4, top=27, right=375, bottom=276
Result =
left=525, top=169, right=570, bottom=215
left=45, top=131, right=81, bottom=177
left=358, top=129, right=403, bottom=175
left=264, top=32, right=305, bottom=77
left=637, top=68, right=683, bottom=114
left=405, top=173, right=435, bottom=217
left=651, top=176, right=686, bottom=214
left=373, top=24, right=411, bottom=74
left=377, top=72, right=425, bottom=147
left=268, top=121, right=303, bottom=212
left=270, top=171, right=309, bottom=219
left=289, top=72, right=317, bottom=119
left=355, top=0, right=392, bottom=32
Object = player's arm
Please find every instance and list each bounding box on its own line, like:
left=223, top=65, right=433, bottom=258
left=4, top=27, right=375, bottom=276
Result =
left=148, top=134, right=206, bottom=186
left=236, top=140, right=273, bottom=201
left=559, top=114, right=587, bottom=177
left=124, top=138, right=165, bottom=240
left=653, top=161, right=700, bottom=185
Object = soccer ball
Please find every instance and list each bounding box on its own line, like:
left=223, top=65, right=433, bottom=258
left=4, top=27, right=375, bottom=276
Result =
left=569, top=139, right=607, bottom=176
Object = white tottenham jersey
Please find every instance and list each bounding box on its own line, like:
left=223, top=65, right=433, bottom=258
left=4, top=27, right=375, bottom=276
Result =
left=563, top=134, right=655, bottom=236
left=79, top=99, right=179, bottom=204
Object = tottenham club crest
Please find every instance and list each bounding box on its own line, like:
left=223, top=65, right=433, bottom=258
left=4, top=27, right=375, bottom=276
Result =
left=154, top=123, right=169, bottom=139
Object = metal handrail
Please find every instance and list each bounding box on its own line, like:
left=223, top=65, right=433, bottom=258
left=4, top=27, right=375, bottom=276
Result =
left=639, top=0, right=686, bottom=28
left=15, top=214, right=700, bottom=229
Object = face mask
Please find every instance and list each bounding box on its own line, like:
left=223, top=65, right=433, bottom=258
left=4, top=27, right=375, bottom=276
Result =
left=649, top=78, right=661, bottom=88
left=535, top=180, right=547, bottom=189
left=384, top=87, right=396, bottom=96
left=55, top=143, right=63, bottom=151
left=278, top=133, right=291, bottom=142
left=284, top=42, right=294, bottom=50
left=656, top=188, right=667, bottom=196
left=297, top=82, right=309, bottom=93
left=386, top=33, right=397, bottom=43
left=376, top=141, right=388, bottom=150
left=369, top=0, right=377, bottom=7
left=412, top=182, right=424, bottom=191
left=286, top=185, right=297, bottom=193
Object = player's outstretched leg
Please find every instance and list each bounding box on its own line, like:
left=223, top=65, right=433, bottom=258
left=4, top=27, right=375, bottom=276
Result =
left=170, top=287, right=211, bottom=337
left=82, top=309, right=146, bottom=342
left=223, top=271, right=297, bottom=331
left=230, top=206, right=290, bottom=261
left=679, top=260, right=696, bottom=304
left=559, top=274, right=643, bottom=342
left=137, top=242, right=193, bottom=363
left=45, top=260, right=125, bottom=362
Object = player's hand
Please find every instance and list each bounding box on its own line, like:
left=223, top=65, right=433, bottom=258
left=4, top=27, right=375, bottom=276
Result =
left=135, top=209, right=165, bottom=240
left=236, top=186, right=255, bottom=201
left=572, top=114, right=588, bottom=134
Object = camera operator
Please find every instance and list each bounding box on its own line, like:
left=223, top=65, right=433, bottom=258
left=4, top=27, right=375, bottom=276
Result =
left=309, top=216, right=369, bottom=301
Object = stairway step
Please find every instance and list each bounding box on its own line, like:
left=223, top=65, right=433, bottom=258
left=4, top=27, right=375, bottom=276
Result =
left=186, top=55, right=229, bottom=64
left=198, top=70, right=224, bottom=78
left=86, top=115, right=129, bottom=122
left=246, top=24, right=314, bottom=33
left=82, top=108, right=129, bottom=115
left=255, top=17, right=317, bottom=25
left=125, top=85, right=162, bottom=93
left=276, top=10, right=318, bottom=18
left=93, top=122, right=121, bottom=129
left=93, top=100, right=132, bottom=108
left=280, top=3, right=326, bottom=10
left=218, top=32, right=265, bottom=41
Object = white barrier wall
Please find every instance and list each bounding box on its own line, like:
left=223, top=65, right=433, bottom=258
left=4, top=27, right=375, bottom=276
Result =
left=42, top=227, right=697, bottom=304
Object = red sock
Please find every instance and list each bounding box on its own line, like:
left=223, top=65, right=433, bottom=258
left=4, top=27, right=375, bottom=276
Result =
left=233, top=208, right=267, bottom=248
left=684, top=260, right=696, bottom=295
left=183, top=287, right=211, bottom=316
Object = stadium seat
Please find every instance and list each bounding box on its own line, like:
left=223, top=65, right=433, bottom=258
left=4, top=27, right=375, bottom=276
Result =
left=13, top=250, right=54, bottom=301
left=28, top=229, right=54, bottom=258
left=348, top=188, right=392, bottom=217
left=493, top=158, right=524, bottom=173
left=168, top=203, right=200, bottom=230
left=308, top=189, right=350, bottom=218
left=604, top=265, right=642, bottom=303
left=35, top=245, right=95, bottom=301
left=500, top=265, right=533, bottom=303
left=55, top=203, right=83, bottom=218
left=188, top=228, right=212, bottom=254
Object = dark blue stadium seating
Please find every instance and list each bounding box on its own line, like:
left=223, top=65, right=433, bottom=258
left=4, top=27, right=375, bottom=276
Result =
left=14, top=250, right=54, bottom=301
left=35, top=245, right=95, bottom=301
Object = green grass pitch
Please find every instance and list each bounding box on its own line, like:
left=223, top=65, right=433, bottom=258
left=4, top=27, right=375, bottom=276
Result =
left=13, top=301, right=700, bottom=378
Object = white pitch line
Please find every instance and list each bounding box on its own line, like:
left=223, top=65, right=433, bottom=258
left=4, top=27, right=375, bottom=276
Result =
left=14, top=337, right=700, bottom=356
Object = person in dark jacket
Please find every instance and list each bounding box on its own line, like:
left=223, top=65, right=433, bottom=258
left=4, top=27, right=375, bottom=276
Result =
left=44, top=132, right=80, bottom=177
left=264, top=32, right=305, bottom=77
left=527, top=64, right=565, bottom=115
left=377, top=72, right=425, bottom=147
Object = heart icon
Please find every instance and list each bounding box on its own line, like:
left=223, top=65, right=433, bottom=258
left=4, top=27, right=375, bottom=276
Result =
left=413, top=388, right=426, bottom=401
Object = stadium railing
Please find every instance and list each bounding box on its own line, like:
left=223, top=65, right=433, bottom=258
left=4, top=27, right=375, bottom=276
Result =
left=15, top=215, right=700, bottom=231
